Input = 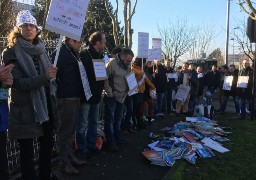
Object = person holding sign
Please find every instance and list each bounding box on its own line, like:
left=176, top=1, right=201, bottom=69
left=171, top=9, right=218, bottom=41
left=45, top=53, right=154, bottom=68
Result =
left=131, top=57, right=155, bottom=129
left=237, top=59, right=254, bottom=119
left=104, top=48, right=134, bottom=152
left=76, top=32, right=106, bottom=158
left=51, top=36, right=86, bottom=175
left=218, top=65, right=240, bottom=115
left=2, top=10, right=58, bottom=179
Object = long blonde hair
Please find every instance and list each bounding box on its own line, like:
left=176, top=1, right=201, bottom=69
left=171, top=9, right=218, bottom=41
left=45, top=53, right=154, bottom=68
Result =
left=7, top=27, right=22, bottom=48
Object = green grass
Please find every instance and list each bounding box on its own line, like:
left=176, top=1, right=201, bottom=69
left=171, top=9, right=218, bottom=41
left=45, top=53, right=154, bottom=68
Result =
left=170, top=114, right=256, bottom=180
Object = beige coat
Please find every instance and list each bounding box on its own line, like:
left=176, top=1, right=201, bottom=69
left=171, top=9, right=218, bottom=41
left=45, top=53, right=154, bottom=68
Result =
left=104, top=55, right=130, bottom=103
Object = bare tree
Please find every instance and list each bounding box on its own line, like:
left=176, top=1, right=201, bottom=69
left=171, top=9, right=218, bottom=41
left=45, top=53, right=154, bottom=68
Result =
left=0, top=0, right=15, bottom=36
left=104, top=0, right=138, bottom=48
left=158, top=18, right=196, bottom=68
left=189, top=22, right=216, bottom=59
left=238, top=0, right=256, bottom=20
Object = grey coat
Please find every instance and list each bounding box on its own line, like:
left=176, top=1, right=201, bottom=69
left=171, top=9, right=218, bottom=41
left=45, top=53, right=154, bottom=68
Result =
left=2, top=48, right=49, bottom=139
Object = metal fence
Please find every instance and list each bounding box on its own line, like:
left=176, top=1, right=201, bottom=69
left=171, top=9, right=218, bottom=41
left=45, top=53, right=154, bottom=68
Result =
left=0, top=37, right=107, bottom=178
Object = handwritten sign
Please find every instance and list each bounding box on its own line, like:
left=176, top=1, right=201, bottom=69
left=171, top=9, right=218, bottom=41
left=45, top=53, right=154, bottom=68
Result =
left=167, top=73, right=178, bottom=79
left=45, top=0, right=89, bottom=41
left=92, top=59, right=107, bottom=81
left=152, top=38, right=161, bottom=49
left=175, top=85, right=191, bottom=102
left=147, top=48, right=161, bottom=61
left=237, top=76, right=249, bottom=88
left=78, top=61, right=92, bottom=100
left=137, top=32, right=149, bottom=58
left=125, top=72, right=138, bottom=95
left=223, top=76, right=233, bottom=90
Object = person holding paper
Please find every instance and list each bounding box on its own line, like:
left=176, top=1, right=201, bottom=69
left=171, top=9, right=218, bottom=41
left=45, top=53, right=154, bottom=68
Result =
left=196, top=66, right=205, bottom=105
left=218, top=65, right=239, bottom=115
left=2, top=10, right=58, bottom=179
left=131, top=58, right=155, bottom=129
left=0, top=64, right=14, bottom=180
left=76, top=32, right=106, bottom=159
left=237, top=59, right=254, bottom=119
left=52, top=36, right=86, bottom=175
left=104, top=48, right=134, bottom=152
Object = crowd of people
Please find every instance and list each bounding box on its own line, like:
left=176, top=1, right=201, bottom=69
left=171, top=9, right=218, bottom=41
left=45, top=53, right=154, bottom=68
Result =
left=0, top=10, right=254, bottom=180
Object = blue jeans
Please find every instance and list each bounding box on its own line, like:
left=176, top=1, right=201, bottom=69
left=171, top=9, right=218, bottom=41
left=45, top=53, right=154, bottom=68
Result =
left=76, top=103, right=100, bottom=153
left=205, top=87, right=215, bottom=105
left=220, top=96, right=240, bottom=113
left=239, top=96, right=251, bottom=117
left=122, top=95, right=133, bottom=130
left=188, top=95, right=197, bottom=114
left=156, top=93, right=165, bottom=114
left=104, top=97, right=124, bottom=143
left=163, top=90, right=172, bottom=113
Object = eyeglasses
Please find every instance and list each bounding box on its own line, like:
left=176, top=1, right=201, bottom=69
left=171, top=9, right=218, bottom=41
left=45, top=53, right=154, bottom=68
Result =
left=20, top=23, right=37, bottom=29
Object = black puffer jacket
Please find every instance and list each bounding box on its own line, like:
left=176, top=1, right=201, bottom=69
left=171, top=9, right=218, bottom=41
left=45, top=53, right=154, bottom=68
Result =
left=80, top=43, right=104, bottom=104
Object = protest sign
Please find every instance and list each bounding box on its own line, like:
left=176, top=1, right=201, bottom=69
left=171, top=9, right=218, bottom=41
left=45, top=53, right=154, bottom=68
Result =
left=167, top=73, right=178, bottom=79
left=45, top=0, right=89, bottom=41
left=222, top=76, right=233, bottom=90
left=152, top=38, right=162, bottom=49
left=125, top=72, right=138, bottom=95
left=147, top=48, right=161, bottom=61
left=175, top=85, right=191, bottom=102
left=78, top=61, right=92, bottom=100
left=237, top=76, right=249, bottom=88
left=137, top=32, right=149, bottom=58
left=92, top=59, right=107, bottom=81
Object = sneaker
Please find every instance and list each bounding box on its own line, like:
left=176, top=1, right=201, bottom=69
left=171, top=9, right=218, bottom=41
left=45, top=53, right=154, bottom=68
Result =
left=89, top=148, right=105, bottom=155
left=106, top=142, right=119, bottom=152
left=61, top=164, right=79, bottom=175
left=116, top=139, right=128, bottom=144
left=71, top=157, right=87, bottom=167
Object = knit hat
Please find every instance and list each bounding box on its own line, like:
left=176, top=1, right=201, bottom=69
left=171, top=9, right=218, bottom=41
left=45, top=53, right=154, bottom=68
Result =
left=16, top=10, right=38, bottom=28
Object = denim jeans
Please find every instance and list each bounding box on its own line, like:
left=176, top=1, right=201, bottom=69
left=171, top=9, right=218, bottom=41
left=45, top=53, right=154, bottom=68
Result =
left=104, top=97, right=124, bottom=143
left=121, top=95, right=133, bottom=130
left=163, top=90, right=172, bottom=113
left=188, top=95, right=197, bottom=114
left=76, top=102, right=100, bottom=154
left=220, top=96, right=240, bottom=113
left=239, top=96, right=251, bottom=117
left=156, top=93, right=165, bottom=114
left=205, top=87, right=215, bottom=105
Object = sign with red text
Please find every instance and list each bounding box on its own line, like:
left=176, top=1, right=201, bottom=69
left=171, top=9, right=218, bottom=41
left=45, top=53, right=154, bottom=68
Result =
left=45, top=0, right=89, bottom=41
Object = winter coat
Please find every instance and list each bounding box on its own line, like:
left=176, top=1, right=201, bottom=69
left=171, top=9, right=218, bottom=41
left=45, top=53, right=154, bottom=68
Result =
left=80, top=44, right=104, bottom=104
left=204, top=70, right=221, bottom=90
left=223, top=71, right=238, bottom=97
left=0, top=82, right=8, bottom=132
left=154, top=64, right=167, bottom=93
left=237, top=66, right=254, bottom=98
left=177, top=70, right=199, bottom=96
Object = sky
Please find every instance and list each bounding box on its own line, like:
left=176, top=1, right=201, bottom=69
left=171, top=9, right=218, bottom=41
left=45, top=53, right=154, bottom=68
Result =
left=109, top=0, right=247, bottom=59
left=15, top=0, right=247, bottom=60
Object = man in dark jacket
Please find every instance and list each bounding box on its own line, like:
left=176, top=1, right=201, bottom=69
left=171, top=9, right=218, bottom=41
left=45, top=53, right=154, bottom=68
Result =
left=219, top=65, right=240, bottom=114
left=52, top=36, right=86, bottom=175
left=237, top=59, right=254, bottom=118
left=204, top=65, right=220, bottom=105
left=76, top=32, right=106, bottom=158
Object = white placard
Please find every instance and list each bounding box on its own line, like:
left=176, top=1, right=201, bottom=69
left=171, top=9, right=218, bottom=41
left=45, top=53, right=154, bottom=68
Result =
left=137, top=32, right=149, bottom=58
left=125, top=72, right=138, bottom=94
left=222, top=76, right=233, bottom=90
left=45, top=0, right=89, bottom=41
left=197, top=73, right=203, bottom=78
left=167, top=73, right=178, bottom=79
left=92, top=59, right=107, bottom=81
left=78, top=61, right=92, bottom=100
left=175, top=85, right=191, bottom=102
left=147, top=48, right=161, bottom=61
left=237, top=76, right=249, bottom=88
left=152, top=38, right=161, bottom=49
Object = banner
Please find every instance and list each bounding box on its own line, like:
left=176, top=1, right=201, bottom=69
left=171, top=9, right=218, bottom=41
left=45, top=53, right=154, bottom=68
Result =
left=137, top=32, right=149, bottom=58
left=45, top=0, right=89, bottom=41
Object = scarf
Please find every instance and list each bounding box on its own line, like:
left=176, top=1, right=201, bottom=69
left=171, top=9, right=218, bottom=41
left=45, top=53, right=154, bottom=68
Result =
left=14, top=37, right=57, bottom=124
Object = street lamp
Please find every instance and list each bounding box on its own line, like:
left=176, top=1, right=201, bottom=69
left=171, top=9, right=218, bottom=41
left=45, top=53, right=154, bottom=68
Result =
left=225, top=0, right=231, bottom=66
left=230, top=37, right=235, bottom=64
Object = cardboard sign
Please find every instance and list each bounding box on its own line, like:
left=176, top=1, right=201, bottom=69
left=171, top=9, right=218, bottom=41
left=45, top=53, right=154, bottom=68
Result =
left=237, top=76, right=249, bottom=88
left=175, top=85, right=191, bottom=102
left=137, top=32, right=149, bottom=58
left=125, top=72, right=138, bottom=95
left=152, top=38, right=162, bottom=49
left=223, top=76, right=233, bottom=90
left=167, top=73, right=178, bottom=79
left=45, top=0, right=89, bottom=41
left=92, top=59, right=107, bottom=81
left=78, top=61, right=92, bottom=100
left=147, top=48, right=161, bottom=61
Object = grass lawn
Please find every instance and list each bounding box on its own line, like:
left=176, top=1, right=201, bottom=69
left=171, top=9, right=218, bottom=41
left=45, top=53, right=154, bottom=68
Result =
left=170, top=113, right=256, bottom=180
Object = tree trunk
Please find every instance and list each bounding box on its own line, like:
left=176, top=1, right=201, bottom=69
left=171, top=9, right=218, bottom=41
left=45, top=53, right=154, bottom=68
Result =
left=123, top=0, right=128, bottom=47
